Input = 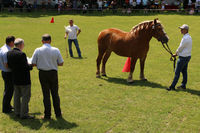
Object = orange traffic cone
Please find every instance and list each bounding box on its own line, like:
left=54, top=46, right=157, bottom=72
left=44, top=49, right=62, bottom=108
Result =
left=122, top=57, right=131, bottom=72
left=50, top=17, right=54, bottom=23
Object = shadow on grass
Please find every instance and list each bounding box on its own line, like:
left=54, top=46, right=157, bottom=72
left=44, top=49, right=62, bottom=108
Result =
left=71, top=57, right=87, bottom=60
left=175, top=88, right=200, bottom=97
left=45, top=117, right=78, bottom=130
left=8, top=112, right=78, bottom=130
left=8, top=112, right=43, bottom=130
left=100, top=76, right=167, bottom=89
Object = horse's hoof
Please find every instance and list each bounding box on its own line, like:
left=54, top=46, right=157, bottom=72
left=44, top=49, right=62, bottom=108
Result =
left=127, top=79, right=134, bottom=83
left=96, top=75, right=101, bottom=78
left=102, top=74, right=107, bottom=77
left=141, top=78, right=148, bottom=81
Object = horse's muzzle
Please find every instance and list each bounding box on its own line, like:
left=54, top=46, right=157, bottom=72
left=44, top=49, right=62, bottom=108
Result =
left=159, top=35, right=169, bottom=43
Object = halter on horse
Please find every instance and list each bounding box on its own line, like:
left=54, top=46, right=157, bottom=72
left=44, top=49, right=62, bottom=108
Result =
left=96, top=18, right=169, bottom=83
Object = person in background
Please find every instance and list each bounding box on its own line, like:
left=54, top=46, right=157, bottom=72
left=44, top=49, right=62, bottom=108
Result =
left=7, top=38, right=34, bottom=119
left=32, top=34, right=64, bottom=119
left=0, top=36, right=15, bottom=113
left=97, top=0, right=103, bottom=11
left=64, top=19, right=82, bottom=58
left=167, top=24, right=192, bottom=91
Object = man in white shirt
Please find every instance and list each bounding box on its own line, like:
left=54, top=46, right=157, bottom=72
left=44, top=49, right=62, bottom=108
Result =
left=167, top=24, right=192, bottom=91
left=32, top=34, right=64, bottom=119
left=0, top=36, right=15, bottom=113
left=64, top=19, right=82, bottom=58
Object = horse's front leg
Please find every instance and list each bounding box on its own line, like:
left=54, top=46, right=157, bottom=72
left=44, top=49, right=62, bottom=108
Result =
left=127, top=58, right=137, bottom=83
left=139, top=55, right=147, bottom=81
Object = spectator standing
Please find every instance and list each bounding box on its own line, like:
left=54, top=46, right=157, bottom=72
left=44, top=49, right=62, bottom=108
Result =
left=111, top=0, right=117, bottom=13
left=31, top=34, right=64, bottom=119
left=7, top=38, right=34, bottom=119
left=0, top=36, right=15, bottom=113
left=97, top=0, right=103, bottom=11
left=64, top=19, right=82, bottom=58
left=136, top=0, right=141, bottom=9
left=196, top=0, right=200, bottom=13
left=154, top=0, right=160, bottom=9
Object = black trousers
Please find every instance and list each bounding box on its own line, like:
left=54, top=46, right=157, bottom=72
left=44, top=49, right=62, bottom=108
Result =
left=39, top=70, right=61, bottom=117
left=2, top=71, right=14, bottom=113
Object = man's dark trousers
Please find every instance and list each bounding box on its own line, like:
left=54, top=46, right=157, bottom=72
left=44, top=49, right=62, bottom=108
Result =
left=2, top=71, right=14, bottom=113
left=39, top=70, right=61, bottom=117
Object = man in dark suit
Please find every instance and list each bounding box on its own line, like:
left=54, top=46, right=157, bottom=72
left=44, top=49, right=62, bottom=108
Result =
left=7, top=38, right=34, bottom=119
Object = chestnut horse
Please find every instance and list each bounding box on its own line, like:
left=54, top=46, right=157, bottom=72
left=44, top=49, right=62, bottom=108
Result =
left=96, top=19, right=169, bottom=83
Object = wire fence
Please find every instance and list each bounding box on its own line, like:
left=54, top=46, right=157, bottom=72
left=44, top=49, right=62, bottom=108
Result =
left=1, top=7, right=200, bottom=15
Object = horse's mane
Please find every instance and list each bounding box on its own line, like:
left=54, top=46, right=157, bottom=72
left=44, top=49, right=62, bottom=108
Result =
left=131, top=20, right=161, bottom=33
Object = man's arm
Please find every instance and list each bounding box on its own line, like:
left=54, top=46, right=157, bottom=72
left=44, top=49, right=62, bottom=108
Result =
left=64, top=32, right=68, bottom=39
left=77, top=29, right=81, bottom=37
left=57, top=49, right=64, bottom=66
left=31, top=49, right=38, bottom=67
left=176, top=38, right=188, bottom=56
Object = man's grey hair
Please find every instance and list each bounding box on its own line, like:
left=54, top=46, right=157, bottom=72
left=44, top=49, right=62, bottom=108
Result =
left=14, top=38, right=24, bottom=46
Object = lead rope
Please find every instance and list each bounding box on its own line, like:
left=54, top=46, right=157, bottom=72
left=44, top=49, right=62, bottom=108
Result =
left=161, top=42, right=176, bottom=71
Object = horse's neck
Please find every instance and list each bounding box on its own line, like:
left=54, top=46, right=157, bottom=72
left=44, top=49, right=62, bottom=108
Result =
left=130, top=23, right=153, bottom=42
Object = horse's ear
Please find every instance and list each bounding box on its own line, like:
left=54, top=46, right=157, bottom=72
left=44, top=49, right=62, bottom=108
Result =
left=154, top=18, right=158, bottom=25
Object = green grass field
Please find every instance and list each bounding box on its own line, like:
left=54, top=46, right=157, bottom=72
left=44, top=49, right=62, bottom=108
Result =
left=0, top=12, right=200, bottom=133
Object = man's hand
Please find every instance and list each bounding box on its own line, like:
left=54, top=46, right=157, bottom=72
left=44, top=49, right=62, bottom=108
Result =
left=172, top=53, right=177, bottom=57
left=64, top=36, right=67, bottom=39
left=77, top=29, right=81, bottom=37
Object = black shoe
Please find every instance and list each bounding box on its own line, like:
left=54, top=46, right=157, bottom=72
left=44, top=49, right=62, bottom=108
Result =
left=21, top=115, right=35, bottom=119
left=16, top=114, right=20, bottom=118
left=3, top=110, right=14, bottom=114
left=177, top=86, right=186, bottom=89
left=167, top=86, right=175, bottom=91
left=41, top=115, right=51, bottom=120
left=56, top=115, right=62, bottom=119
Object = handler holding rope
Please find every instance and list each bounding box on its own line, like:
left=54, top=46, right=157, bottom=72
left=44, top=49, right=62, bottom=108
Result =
left=167, top=24, right=192, bottom=91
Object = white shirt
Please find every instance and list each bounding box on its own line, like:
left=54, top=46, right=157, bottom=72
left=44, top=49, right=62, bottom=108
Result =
left=31, top=43, right=64, bottom=71
left=0, top=44, right=12, bottom=72
left=65, top=25, right=80, bottom=39
left=97, top=0, right=103, bottom=7
left=176, top=33, right=192, bottom=57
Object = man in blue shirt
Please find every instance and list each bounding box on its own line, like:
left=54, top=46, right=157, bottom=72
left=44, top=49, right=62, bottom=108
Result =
left=0, top=36, right=15, bottom=113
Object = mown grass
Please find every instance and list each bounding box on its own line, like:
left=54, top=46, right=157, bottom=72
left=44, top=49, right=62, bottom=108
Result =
left=0, top=12, right=200, bottom=133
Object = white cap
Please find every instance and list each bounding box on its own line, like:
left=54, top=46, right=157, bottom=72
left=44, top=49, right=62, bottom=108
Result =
left=179, top=24, right=189, bottom=30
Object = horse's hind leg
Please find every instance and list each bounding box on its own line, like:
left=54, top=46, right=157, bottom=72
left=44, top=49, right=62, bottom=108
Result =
left=96, top=51, right=105, bottom=78
left=139, top=55, right=147, bottom=81
left=101, top=50, right=112, bottom=77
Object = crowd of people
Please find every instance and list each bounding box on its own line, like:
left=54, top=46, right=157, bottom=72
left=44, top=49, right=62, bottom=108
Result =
left=1, top=0, right=200, bottom=13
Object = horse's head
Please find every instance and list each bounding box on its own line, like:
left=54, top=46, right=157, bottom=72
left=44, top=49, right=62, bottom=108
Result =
left=152, top=18, right=169, bottom=44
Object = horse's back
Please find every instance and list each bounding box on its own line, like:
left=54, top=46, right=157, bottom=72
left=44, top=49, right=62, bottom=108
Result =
left=98, top=28, right=127, bottom=45
left=98, top=28, right=127, bottom=39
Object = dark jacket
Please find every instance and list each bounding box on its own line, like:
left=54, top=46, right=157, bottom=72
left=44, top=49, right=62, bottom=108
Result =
left=7, top=48, right=32, bottom=85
